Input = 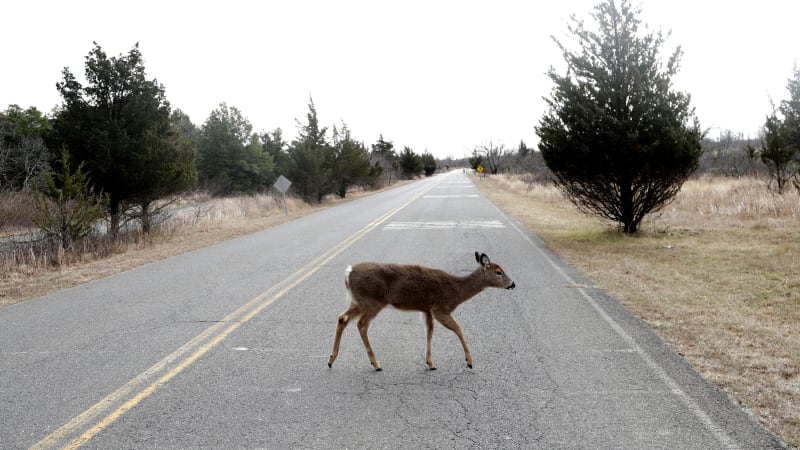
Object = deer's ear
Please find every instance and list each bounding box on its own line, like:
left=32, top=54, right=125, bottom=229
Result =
left=476, top=252, right=490, bottom=267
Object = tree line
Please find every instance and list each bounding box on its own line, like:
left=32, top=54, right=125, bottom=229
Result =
left=4, top=0, right=799, bottom=245
left=0, top=43, right=437, bottom=246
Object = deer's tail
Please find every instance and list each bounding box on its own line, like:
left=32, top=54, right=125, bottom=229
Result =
left=344, top=265, right=358, bottom=306
left=345, top=265, right=353, bottom=290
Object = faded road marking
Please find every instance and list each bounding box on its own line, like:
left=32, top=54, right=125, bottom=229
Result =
left=383, top=220, right=505, bottom=230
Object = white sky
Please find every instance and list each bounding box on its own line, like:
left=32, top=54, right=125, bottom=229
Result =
left=2, top=1, right=798, bottom=159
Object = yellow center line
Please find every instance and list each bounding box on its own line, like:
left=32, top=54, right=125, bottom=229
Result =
left=32, top=188, right=428, bottom=450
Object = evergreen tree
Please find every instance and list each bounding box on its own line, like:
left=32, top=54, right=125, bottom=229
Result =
left=536, top=0, right=701, bottom=234
left=130, top=128, right=196, bottom=232
left=33, top=148, right=108, bottom=250
left=171, top=109, right=199, bottom=145
left=51, top=42, right=196, bottom=235
left=468, top=151, right=483, bottom=171
left=288, top=96, right=333, bottom=203
left=261, top=128, right=291, bottom=176
left=370, top=134, right=396, bottom=185
left=196, top=103, right=274, bottom=194
left=420, top=152, right=437, bottom=176
left=398, top=146, right=422, bottom=179
left=331, top=121, right=371, bottom=198
left=749, top=65, right=800, bottom=194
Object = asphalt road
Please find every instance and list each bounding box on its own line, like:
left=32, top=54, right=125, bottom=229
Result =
left=0, top=171, right=786, bottom=449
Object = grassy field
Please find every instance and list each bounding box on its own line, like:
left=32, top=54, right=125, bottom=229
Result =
left=474, top=174, right=799, bottom=448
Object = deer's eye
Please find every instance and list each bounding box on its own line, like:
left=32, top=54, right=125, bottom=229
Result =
left=496, top=271, right=504, bottom=276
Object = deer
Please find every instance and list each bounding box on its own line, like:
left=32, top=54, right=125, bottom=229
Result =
left=327, top=252, right=515, bottom=371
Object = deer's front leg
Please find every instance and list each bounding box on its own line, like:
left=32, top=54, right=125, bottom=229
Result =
left=433, top=312, right=473, bottom=369
left=424, top=311, right=436, bottom=370
left=328, top=302, right=361, bottom=368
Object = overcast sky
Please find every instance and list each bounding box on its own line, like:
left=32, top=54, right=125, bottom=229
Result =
left=3, top=0, right=798, bottom=159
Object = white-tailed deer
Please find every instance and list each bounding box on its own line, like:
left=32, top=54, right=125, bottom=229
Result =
left=327, top=252, right=515, bottom=371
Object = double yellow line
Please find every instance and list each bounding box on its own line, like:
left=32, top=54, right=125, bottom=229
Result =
left=33, top=191, right=423, bottom=449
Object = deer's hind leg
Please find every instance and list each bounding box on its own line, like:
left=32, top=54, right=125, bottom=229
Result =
left=328, top=301, right=362, bottom=368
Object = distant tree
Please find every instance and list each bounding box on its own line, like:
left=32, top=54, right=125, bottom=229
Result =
left=197, top=103, right=273, bottom=195
left=0, top=105, right=50, bottom=139
left=330, top=121, right=372, bottom=198
left=261, top=128, right=291, bottom=176
left=517, top=140, right=531, bottom=158
left=171, top=109, right=199, bottom=144
left=33, top=148, right=108, bottom=251
left=468, top=151, right=483, bottom=171
left=536, top=0, right=702, bottom=234
left=695, top=131, right=762, bottom=177
left=370, top=134, right=396, bottom=185
left=748, top=65, right=800, bottom=194
left=475, top=141, right=506, bottom=174
left=0, top=105, right=52, bottom=189
left=398, top=146, right=422, bottom=179
left=420, top=152, right=437, bottom=176
left=51, top=42, right=197, bottom=235
left=288, top=96, right=333, bottom=203
left=752, top=112, right=799, bottom=194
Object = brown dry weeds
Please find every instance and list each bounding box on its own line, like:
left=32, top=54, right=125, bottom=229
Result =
left=0, top=193, right=323, bottom=307
left=475, top=174, right=799, bottom=448
left=0, top=183, right=409, bottom=307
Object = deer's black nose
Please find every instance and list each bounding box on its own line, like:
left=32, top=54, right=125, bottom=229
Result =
left=507, top=282, right=516, bottom=290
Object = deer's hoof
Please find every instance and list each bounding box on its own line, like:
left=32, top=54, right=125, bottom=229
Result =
left=429, top=367, right=437, bottom=371
left=375, top=367, right=383, bottom=372
left=467, top=364, right=473, bottom=369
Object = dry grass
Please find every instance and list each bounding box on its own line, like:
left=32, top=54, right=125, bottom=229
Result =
left=0, top=189, right=38, bottom=233
left=0, top=183, right=407, bottom=307
left=0, top=192, right=321, bottom=307
left=475, top=174, right=800, bottom=448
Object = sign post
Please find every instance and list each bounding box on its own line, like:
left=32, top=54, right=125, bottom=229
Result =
left=273, top=175, right=292, bottom=216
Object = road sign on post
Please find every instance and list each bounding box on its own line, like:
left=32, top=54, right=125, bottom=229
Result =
left=273, top=175, right=292, bottom=216
left=476, top=164, right=485, bottom=180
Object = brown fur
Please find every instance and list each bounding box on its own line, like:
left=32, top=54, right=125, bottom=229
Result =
left=327, top=252, right=515, bottom=370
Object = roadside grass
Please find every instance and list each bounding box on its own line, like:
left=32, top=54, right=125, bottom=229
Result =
left=0, top=182, right=406, bottom=307
left=474, top=174, right=799, bottom=448
left=0, top=191, right=319, bottom=307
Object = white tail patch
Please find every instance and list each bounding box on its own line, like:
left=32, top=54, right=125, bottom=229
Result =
left=344, top=265, right=356, bottom=306
left=345, top=265, right=353, bottom=290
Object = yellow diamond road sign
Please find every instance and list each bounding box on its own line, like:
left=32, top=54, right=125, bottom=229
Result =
left=476, top=165, right=484, bottom=173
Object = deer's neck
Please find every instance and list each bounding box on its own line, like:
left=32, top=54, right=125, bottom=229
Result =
left=454, top=268, right=487, bottom=303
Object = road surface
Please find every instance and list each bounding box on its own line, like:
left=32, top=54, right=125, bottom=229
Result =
left=0, top=171, right=785, bottom=448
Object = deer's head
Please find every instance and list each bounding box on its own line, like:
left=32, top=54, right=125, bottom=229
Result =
left=475, top=252, right=515, bottom=290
